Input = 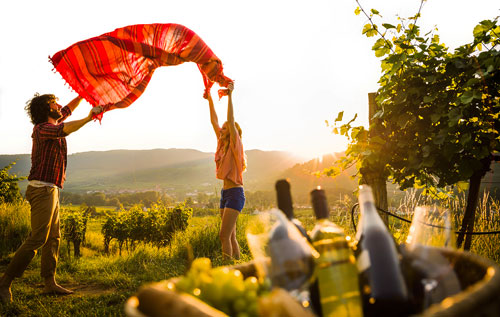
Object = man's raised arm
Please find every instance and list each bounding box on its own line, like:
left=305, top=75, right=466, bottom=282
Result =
left=63, top=106, right=103, bottom=135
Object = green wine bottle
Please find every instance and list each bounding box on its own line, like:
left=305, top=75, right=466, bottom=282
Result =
left=310, top=188, right=363, bottom=317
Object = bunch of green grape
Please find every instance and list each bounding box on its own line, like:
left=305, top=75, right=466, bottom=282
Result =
left=175, top=258, right=271, bottom=317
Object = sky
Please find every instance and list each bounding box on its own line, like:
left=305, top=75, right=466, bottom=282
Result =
left=1, top=0, right=498, bottom=161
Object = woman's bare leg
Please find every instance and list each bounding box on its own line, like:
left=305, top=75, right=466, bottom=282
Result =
left=230, top=227, right=240, bottom=260
left=219, top=207, right=240, bottom=260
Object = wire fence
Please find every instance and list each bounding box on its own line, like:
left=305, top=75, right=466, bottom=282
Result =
left=350, top=203, right=500, bottom=235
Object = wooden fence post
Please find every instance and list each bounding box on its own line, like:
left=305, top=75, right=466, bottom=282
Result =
left=361, top=92, right=389, bottom=224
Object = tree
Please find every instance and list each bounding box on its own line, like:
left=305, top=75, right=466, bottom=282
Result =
left=245, top=190, right=275, bottom=211
left=0, top=161, right=25, bottom=204
left=327, top=1, right=499, bottom=249
left=88, top=192, right=107, bottom=206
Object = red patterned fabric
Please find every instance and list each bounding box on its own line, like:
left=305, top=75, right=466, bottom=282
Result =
left=50, top=24, right=233, bottom=120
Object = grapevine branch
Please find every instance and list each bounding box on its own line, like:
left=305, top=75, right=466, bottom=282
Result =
left=404, top=0, right=426, bottom=48
left=355, top=0, right=395, bottom=54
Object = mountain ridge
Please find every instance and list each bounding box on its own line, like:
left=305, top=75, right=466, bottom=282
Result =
left=2, top=149, right=497, bottom=201
left=0, top=148, right=309, bottom=193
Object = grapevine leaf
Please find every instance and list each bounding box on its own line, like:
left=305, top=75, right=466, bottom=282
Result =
left=335, top=111, right=344, bottom=122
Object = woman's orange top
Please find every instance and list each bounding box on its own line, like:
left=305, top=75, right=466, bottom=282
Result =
left=215, top=129, right=246, bottom=186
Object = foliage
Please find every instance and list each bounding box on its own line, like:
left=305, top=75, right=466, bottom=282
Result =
left=101, top=200, right=193, bottom=255
left=61, top=190, right=173, bottom=208
left=0, top=161, right=25, bottom=204
left=169, top=214, right=252, bottom=262
left=466, top=192, right=500, bottom=262
left=245, top=190, right=275, bottom=211
left=326, top=0, right=500, bottom=196
left=60, top=205, right=93, bottom=257
left=0, top=201, right=30, bottom=258
left=377, top=190, right=500, bottom=263
left=1, top=190, right=499, bottom=316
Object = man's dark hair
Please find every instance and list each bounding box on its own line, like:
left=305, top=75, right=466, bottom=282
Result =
left=24, top=93, right=56, bottom=125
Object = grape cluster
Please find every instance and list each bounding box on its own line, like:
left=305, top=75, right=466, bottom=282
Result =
left=175, top=258, right=271, bottom=317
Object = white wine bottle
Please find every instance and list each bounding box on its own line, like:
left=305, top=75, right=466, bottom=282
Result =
left=310, top=188, right=363, bottom=317
left=353, top=185, right=408, bottom=316
left=273, top=179, right=316, bottom=311
left=267, top=209, right=316, bottom=292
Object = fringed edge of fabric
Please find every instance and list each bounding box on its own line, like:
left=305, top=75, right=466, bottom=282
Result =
left=218, top=88, right=230, bottom=99
left=48, top=55, right=78, bottom=95
left=48, top=55, right=105, bottom=124
left=198, top=64, right=233, bottom=100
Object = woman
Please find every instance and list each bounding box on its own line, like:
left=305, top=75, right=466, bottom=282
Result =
left=205, top=83, right=246, bottom=261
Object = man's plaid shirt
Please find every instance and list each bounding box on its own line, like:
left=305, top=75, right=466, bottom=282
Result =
left=28, top=106, right=72, bottom=188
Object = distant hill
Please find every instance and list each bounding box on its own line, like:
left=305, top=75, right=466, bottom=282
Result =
left=0, top=149, right=308, bottom=193
left=277, top=154, right=359, bottom=203
left=2, top=149, right=498, bottom=201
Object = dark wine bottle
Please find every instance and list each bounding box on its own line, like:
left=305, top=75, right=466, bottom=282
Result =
left=353, top=185, right=409, bottom=316
left=310, top=188, right=363, bottom=317
left=275, top=179, right=310, bottom=241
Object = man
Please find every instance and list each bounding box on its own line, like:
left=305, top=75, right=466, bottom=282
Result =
left=0, top=93, right=103, bottom=303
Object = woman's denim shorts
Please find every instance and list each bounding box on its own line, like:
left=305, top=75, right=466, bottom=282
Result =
left=220, top=187, right=245, bottom=212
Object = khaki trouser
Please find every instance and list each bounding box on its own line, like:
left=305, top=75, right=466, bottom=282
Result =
left=5, top=185, right=61, bottom=278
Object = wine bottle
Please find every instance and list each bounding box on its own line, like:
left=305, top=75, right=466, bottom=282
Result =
left=267, top=209, right=315, bottom=292
left=275, top=179, right=310, bottom=241
left=309, top=188, right=363, bottom=317
left=354, top=185, right=409, bottom=316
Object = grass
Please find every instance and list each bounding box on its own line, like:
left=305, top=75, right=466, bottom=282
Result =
left=0, top=201, right=30, bottom=258
left=0, top=208, right=255, bottom=316
left=464, top=192, right=500, bottom=263
left=1, top=192, right=499, bottom=316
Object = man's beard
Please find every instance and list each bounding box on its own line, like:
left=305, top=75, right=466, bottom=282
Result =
left=48, top=108, right=62, bottom=121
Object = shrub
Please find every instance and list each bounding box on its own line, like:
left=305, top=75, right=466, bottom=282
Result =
left=0, top=201, right=30, bottom=258
left=60, top=206, right=91, bottom=258
left=101, top=201, right=193, bottom=255
left=0, top=162, right=24, bottom=204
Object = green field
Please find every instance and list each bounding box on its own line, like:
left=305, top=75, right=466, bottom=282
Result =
left=0, top=205, right=254, bottom=316
left=1, top=197, right=499, bottom=316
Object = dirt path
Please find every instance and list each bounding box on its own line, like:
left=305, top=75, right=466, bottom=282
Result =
left=0, top=263, right=117, bottom=301
left=32, top=282, right=117, bottom=298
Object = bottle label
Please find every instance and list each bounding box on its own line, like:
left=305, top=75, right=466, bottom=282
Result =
left=356, top=249, right=371, bottom=272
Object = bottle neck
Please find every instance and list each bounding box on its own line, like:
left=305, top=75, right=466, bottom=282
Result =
left=311, top=218, right=344, bottom=241
left=276, top=180, right=294, bottom=219
left=315, top=218, right=343, bottom=231
left=360, top=201, right=385, bottom=225
left=358, top=186, right=384, bottom=225
left=316, top=217, right=329, bottom=224
left=356, top=199, right=386, bottom=241
left=311, top=189, right=330, bottom=219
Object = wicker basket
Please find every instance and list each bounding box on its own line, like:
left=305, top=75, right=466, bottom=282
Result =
left=414, top=248, right=500, bottom=317
left=125, top=248, right=500, bottom=317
